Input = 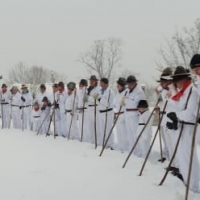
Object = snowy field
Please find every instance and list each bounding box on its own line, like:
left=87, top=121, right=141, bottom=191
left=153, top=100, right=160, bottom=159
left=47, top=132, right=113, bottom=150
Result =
left=0, top=128, right=200, bottom=200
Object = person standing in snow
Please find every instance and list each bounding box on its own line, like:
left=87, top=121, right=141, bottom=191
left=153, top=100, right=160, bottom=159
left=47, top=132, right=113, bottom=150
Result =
left=0, top=84, right=12, bottom=129
left=114, top=77, right=128, bottom=152
left=135, top=100, right=154, bottom=158
left=166, top=66, right=200, bottom=193
left=31, top=101, right=41, bottom=132
left=20, top=84, right=33, bottom=130
left=123, top=75, right=146, bottom=151
left=65, top=82, right=79, bottom=140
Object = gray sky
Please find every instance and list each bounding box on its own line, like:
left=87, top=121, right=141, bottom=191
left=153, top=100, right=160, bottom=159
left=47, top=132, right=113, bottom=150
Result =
left=0, top=0, right=200, bottom=85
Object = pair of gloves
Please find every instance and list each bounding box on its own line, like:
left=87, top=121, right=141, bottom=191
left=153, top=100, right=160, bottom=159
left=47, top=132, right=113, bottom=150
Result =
left=166, top=112, right=178, bottom=130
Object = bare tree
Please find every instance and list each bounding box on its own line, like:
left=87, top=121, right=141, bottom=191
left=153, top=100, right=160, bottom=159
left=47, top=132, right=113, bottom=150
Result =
left=157, top=18, right=200, bottom=69
left=78, top=38, right=123, bottom=80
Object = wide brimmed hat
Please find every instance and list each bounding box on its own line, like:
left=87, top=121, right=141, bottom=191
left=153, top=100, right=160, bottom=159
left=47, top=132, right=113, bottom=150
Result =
left=137, top=100, right=149, bottom=108
left=40, top=84, right=46, bottom=89
left=126, top=75, right=137, bottom=83
left=190, top=54, right=200, bottom=69
left=1, top=83, right=7, bottom=88
left=58, top=81, right=65, bottom=88
left=67, top=82, right=76, bottom=90
left=89, top=75, right=99, bottom=81
left=100, top=77, right=109, bottom=84
left=157, top=67, right=173, bottom=82
left=171, top=66, right=191, bottom=82
left=79, top=79, right=88, bottom=86
left=116, top=77, right=126, bottom=86
left=21, top=84, right=28, bottom=89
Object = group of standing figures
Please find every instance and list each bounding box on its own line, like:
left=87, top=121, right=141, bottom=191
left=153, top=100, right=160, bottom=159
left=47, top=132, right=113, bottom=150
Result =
left=1, top=54, right=200, bottom=194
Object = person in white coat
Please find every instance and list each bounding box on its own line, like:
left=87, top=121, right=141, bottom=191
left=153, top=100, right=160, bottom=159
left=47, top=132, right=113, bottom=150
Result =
left=98, top=78, right=115, bottom=148
left=57, top=81, right=68, bottom=137
left=35, top=84, right=50, bottom=106
left=166, top=66, right=200, bottom=193
left=0, top=84, right=12, bottom=128
left=31, top=101, right=41, bottom=132
left=21, top=84, right=33, bottom=130
left=190, top=54, right=200, bottom=145
left=114, top=77, right=128, bottom=152
left=135, top=100, right=154, bottom=158
left=65, top=82, right=79, bottom=140
left=10, top=86, right=22, bottom=129
left=123, top=75, right=146, bottom=151
left=85, top=75, right=100, bottom=144
left=77, top=79, right=89, bottom=142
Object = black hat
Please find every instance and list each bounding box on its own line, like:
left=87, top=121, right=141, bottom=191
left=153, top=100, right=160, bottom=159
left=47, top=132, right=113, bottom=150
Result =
left=157, top=67, right=173, bottom=82
left=126, top=75, right=137, bottom=83
left=137, top=100, right=149, bottom=108
left=58, top=81, right=65, bottom=88
left=116, top=77, right=126, bottom=86
left=42, top=96, right=49, bottom=102
left=190, top=54, right=200, bottom=69
left=40, top=84, right=46, bottom=90
left=67, top=82, right=76, bottom=90
left=89, top=75, right=99, bottom=81
left=79, top=79, right=88, bottom=86
left=1, top=83, right=7, bottom=88
left=100, top=78, right=109, bottom=84
left=171, top=66, right=191, bottom=82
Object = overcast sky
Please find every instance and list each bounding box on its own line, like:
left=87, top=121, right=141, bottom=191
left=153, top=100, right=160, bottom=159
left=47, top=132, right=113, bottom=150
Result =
left=0, top=0, right=200, bottom=85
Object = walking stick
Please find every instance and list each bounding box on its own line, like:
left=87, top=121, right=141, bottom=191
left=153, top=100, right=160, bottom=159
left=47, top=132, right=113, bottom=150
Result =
left=67, top=90, right=77, bottom=140
left=46, top=108, right=55, bottom=137
left=94, top=99, right=98, bottom=149
left=185, top=99, right=200, bottom=200
left=99, top=91, right=128, bottom=157
left=157, top=108, right=166, bottom=163
left=102, top=89, right=111, bottom=147
left=158, top=87, right=192, bottom=186
left=21, top=103, right=25, bottom=132
left=138, top=100, right=168, bottom=176
left=122, top=98, right=160, bottom=168
left=51, top=71, right=56, bottom=139
left=8, top=96, right=13, bottom=129
left=81, top=88, right=86, bottom=142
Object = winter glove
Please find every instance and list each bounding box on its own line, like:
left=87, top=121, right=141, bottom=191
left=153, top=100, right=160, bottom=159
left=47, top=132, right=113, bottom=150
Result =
left=167, top=112, right=178, bottom=121
left=166, top=122, right=173, bottom=130
left=19, top=106, right=22, bottom=109
left=120, top=96, right=126, bottom=106
left=47, top=102, right=52, bottom=107
left=198, top=117, right=200, bottom=124
left=21, top=96, right=25, bottom=102
left=41, top=106, right=46, bottom=110
left=83, top=93, right=88, bottom=102
left=55, top=103, right=59, bottom=109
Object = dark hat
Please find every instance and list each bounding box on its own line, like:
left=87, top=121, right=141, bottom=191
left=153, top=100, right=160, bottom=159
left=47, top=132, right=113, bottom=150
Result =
left=137, top=100, right=149, bottom=108
left=171, top=66, right=191, bottom=82
left=126, top=75, right=137, bottom=83
left=52, top=83, right=58, bottom=88
left=58, top=81, right=65, bottom=88
left=40, top=84, right=46, bottom=89
left=100, top=77, right=109, bottom=84
left=157, top=67, right=173, bottom=82
left=89, top=75, right=99, bottom=81
left=67, top=82, right=76, bottom=90
left=116, top=77, right=126, bottom=86
left=79, top=79, right=88, bottom=86
left=21, top=84, right=28, bottom=89
left=1, top=83, right=7, bottom=88
left=190, top=54, right=200, bottom=69
left=42, top=96, right=49, bottom=102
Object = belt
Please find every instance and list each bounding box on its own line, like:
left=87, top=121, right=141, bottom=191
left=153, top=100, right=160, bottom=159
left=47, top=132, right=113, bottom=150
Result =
left=33, top=116, right=40, bottom=118
left=115, top=111, right=124, bottom=115
left=12, top=105, right=19, bottom=107
left=99, top=108, right=113, bottom=113
left=77, top=107, right=87, bottom=110
left=1, top=102, right=9, bottom=105
left=21, top=105, right=31, bottom=108
left=179, top=121, right=195, bottom=125
left=65, top=110, right=72, bottom=113
left=126, top=108, right=138, bottom=112
left=139, top=123, right=146, bottom=126
left=88, top=104, right=97, bottom=107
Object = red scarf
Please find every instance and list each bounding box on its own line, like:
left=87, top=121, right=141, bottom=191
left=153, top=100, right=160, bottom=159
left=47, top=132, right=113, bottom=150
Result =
left=171, top=80, right=191, bottom=101
left=59, top=88, right=64, bottom=93
left=34, top=107, right=39, bottom=111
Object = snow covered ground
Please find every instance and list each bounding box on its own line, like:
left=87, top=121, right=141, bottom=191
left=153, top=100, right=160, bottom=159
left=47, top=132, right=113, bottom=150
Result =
left=0, top=128, right=200, bottom=200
